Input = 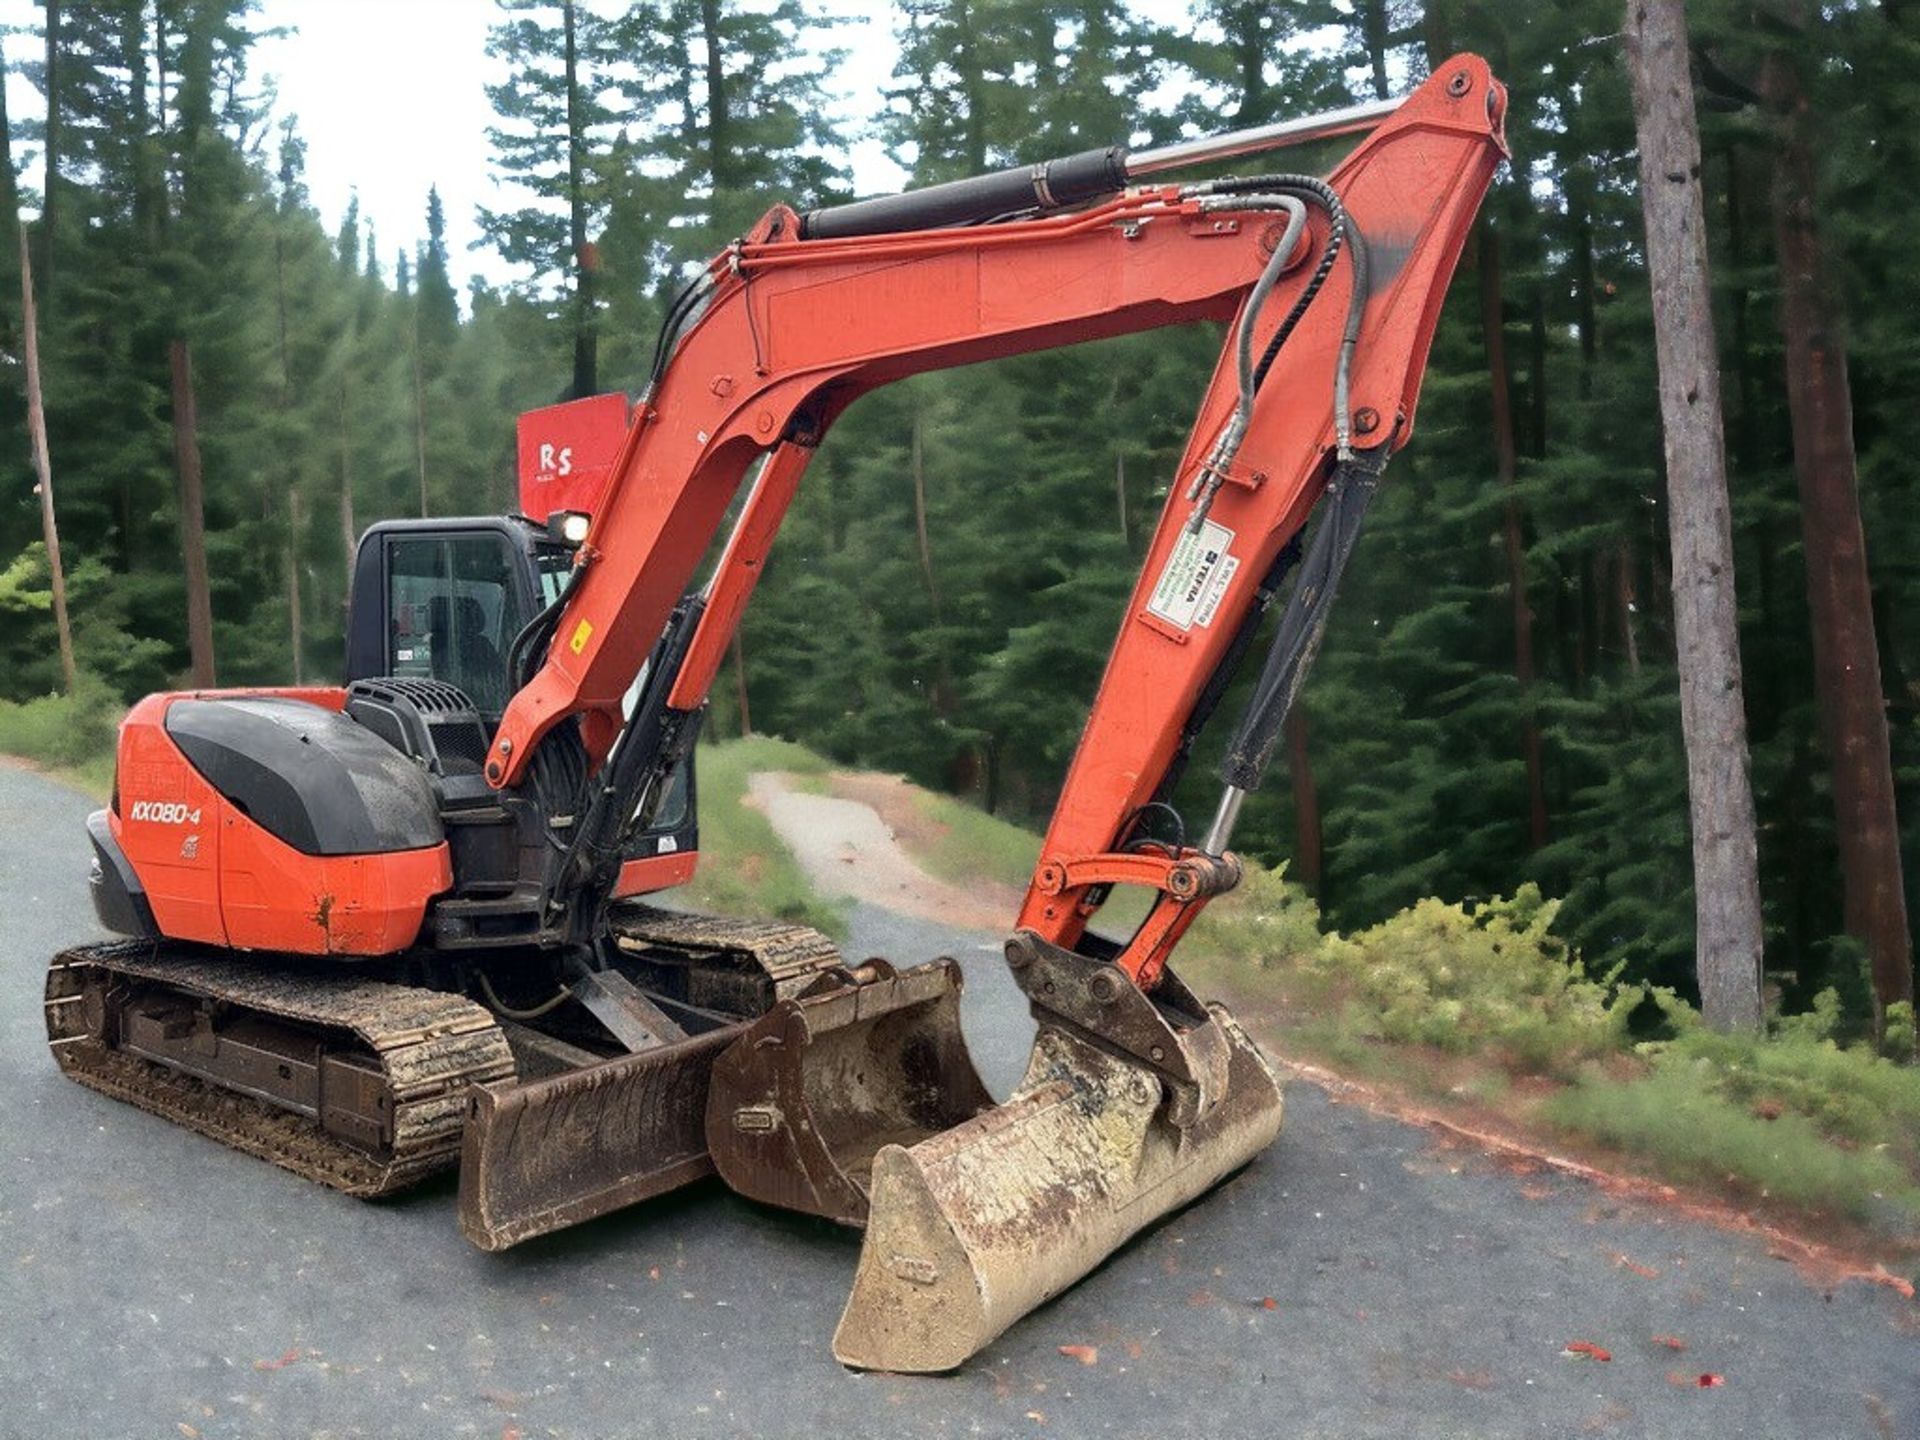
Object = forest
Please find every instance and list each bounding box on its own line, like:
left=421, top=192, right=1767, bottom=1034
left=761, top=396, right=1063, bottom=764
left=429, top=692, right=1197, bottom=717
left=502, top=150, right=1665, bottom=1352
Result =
left=0, top=0, right=1912, bottom=1041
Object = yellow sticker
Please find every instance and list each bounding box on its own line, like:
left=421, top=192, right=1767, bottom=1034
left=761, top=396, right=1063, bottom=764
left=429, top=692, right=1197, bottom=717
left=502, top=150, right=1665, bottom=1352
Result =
left=568, top=619, right=594, bottom=655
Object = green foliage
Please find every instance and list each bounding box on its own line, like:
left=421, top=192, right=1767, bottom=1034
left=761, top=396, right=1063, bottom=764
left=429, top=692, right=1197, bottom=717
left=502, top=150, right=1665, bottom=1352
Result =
left=1544, top=1060, right=1920, bottom=1227
left=0, top=671, right=122, bottom=772
left=1301, top=885, right=1639, bottom=1074
left=1190, top=861, right=1324, bottom=969
left=908, top=787, right=1043, bottom=893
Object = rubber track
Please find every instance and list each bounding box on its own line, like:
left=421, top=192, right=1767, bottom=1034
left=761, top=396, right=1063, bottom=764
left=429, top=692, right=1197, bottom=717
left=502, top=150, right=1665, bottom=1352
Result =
left=45, top=940, right=515, bottom=1198
left=606, top=903, right=843, bottom=999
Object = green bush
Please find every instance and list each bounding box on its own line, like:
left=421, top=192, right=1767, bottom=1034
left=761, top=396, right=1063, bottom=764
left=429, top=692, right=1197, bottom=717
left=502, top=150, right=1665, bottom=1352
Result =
left=1191, top=860, right=1323, bottom=967
left=1635, top=993, right=1920, bottom=1157
left=1302, top=884, right=1639, bottom=1075
left=1544, top=1064, right=1920, bottom=1226
left=0, top=672, right=123, bottom=771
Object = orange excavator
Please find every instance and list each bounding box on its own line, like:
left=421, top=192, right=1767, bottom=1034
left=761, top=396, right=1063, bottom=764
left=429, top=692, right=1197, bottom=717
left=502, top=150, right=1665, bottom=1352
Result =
left=48, top=60, right=1505, bottom=1372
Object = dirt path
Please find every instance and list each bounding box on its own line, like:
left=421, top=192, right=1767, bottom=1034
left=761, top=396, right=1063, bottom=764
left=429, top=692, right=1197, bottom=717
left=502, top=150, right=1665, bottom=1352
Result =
left=746, top=770, right=1009, bottom=930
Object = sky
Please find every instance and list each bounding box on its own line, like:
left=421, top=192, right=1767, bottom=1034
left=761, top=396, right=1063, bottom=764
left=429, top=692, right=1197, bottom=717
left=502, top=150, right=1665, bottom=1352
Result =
left=249, top=0, right=913, bottom=294
left=0, top=0, right=1244, bottom=297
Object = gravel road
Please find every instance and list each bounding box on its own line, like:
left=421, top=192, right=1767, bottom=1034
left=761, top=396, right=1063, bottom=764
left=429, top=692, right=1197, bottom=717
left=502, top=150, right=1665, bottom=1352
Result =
left=0, top=762, right=1913, bottom=1439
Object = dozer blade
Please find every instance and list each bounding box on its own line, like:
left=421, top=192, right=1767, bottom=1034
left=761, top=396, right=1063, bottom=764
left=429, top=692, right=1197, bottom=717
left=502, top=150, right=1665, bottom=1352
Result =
left=705, top=958, right=995, bottom=1225
left=831, top=939, right=1285, bottom=1373
left=457, top=1026, right=739, bottom=1250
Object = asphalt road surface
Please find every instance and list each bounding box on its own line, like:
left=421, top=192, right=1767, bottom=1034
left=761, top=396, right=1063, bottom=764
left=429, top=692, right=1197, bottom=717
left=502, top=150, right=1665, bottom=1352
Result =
left=1, top=762, right=1914, bottom=1439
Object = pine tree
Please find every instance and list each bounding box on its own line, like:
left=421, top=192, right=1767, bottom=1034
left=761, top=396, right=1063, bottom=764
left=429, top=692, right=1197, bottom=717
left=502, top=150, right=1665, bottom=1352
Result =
left=480, top=0, right=616, bottom=398
left=416, top=184, right=459, bottom=348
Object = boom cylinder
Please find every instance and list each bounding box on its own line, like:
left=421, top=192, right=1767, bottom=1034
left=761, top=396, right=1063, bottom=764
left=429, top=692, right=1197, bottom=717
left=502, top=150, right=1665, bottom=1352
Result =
left=799, top=96, right=1401, bottom=242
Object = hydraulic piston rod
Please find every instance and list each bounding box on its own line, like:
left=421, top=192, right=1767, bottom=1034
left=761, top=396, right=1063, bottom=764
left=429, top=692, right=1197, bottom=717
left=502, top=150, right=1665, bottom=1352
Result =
left=1124, top=96, right=1401, bottom=178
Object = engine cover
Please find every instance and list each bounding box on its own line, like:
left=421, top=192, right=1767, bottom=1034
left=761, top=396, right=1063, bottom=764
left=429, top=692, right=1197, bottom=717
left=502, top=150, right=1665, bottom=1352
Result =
left=106, top=690, right=454, bottom=956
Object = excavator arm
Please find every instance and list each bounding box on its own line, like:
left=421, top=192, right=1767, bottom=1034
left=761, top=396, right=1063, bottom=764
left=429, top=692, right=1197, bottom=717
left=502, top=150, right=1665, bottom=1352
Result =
left=484, top=57, right=1505, bottom=1371
left=493, top=56, right=1506, bottom=989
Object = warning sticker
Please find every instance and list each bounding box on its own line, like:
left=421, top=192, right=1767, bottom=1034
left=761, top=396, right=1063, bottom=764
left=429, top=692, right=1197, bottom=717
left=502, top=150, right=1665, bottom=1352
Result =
left=1146, top=519, right=1240, bottom=632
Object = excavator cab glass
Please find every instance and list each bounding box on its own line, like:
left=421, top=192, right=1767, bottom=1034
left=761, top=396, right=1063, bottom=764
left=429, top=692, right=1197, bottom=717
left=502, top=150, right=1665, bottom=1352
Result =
left=345, top=516, right=697, bottom=879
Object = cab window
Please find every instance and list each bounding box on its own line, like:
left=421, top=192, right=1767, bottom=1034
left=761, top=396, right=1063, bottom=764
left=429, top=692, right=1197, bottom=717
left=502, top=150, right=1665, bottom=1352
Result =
left=387, top=533, right=519, bottom=714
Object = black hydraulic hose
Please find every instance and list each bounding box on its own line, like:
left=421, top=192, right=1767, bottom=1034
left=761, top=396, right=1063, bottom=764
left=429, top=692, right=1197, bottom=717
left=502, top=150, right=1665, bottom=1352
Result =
left=506, top=580, right=571, bottom=693
left=1216, top=448, right=1388, bottom=794
left=548, top=595, right=707, bottom=931
left=1149, top=536, right=1302, bottom=810
left=650, top=271, right=716, bottom=385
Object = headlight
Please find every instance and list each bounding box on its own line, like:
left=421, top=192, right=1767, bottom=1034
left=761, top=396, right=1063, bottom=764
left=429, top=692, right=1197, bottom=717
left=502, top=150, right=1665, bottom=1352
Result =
left=549, top=510, right=592, bottom=546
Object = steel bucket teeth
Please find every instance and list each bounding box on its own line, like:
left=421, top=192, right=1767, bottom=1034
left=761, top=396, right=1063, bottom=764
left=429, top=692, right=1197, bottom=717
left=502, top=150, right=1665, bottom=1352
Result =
left=831, top=1005, right=1283, bottom=1373
left=706, top=958, right=995, bottom=1225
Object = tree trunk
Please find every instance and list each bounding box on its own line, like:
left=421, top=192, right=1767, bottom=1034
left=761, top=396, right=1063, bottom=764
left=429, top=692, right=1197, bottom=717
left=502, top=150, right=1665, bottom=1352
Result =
left=20, top=226, right=75, bottom=694
left=954, top=0, right=988, bottom=172
left=699, top=0, right=732, bottom=184
left=1616, top=540, right=1641, bottom=677
left=41, top=0, right=57, bottom=298
left=910, top=416, right=941, bottom=623
left=169, top=341, right=216, bottom=689
left=1479, top=222, right=1549, bottom=850
left=1570, top=174, right=1598, bottom=398
left=337, top=377, right=357, bottom=580
left=1761, top=38, right=1914, bottom=1025
left=1287, top=709, right=1322, bottom=893
left=0, top=41, right=18, bottom=269
left=563, top=0, right=596, bottom=398
left=1624, top=0, right=1766, bottom=1032
left=411, top=308, right=430, bottom=516
left=1359, top=0, right=1392, bottom=101
left=910, top=414, right=954, bottom=716
left=286, top=485, right=304, bottom=685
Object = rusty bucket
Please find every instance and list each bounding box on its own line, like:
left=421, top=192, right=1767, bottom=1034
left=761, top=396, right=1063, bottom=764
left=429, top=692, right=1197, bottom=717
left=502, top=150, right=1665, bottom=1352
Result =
left=457, top=1025, right=741, bottom=1250
left=830, top=937, right=1285, bottom=1372
left=705, top=958, right=995, bottom=1226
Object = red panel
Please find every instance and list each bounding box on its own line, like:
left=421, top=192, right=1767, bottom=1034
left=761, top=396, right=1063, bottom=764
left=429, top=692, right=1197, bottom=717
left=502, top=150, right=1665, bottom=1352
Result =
left=516, top=393, right=633, bottom=522
left=115, top=692, right=451, bottom=956
left=115, top=694, right=227, bottom=946
left=611, top=851, right=698, bottom=899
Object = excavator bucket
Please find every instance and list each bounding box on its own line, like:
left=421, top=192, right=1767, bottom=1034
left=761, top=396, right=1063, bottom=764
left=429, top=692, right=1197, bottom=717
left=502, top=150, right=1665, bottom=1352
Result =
left=831, top=938, right=1285, bottom=1372
left=458, top=905, right=849, bottom=1250
left=706, top=959, right=995, bottom=1225
left=457, top=1026, right=739, bottom=1250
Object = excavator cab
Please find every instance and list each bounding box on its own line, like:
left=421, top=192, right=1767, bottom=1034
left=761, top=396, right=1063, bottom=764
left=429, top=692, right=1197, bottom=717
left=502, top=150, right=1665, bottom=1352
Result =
left=343, top=518, right=697, bottom=896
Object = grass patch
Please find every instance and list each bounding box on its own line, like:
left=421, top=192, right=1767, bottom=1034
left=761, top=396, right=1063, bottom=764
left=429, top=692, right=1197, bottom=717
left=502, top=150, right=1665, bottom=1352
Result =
left=677, top=735, right=847, bottom=938
left=0, top=676, right=121, bottom=800
left=907, top=789, right=1042, bottom=891
left=1544, top=1065, right=1920, bottom=1226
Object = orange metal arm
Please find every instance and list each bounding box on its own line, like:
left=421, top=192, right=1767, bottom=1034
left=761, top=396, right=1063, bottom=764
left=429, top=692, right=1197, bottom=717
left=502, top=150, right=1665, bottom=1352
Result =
left=491, top=57, right=1506, bottom=984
